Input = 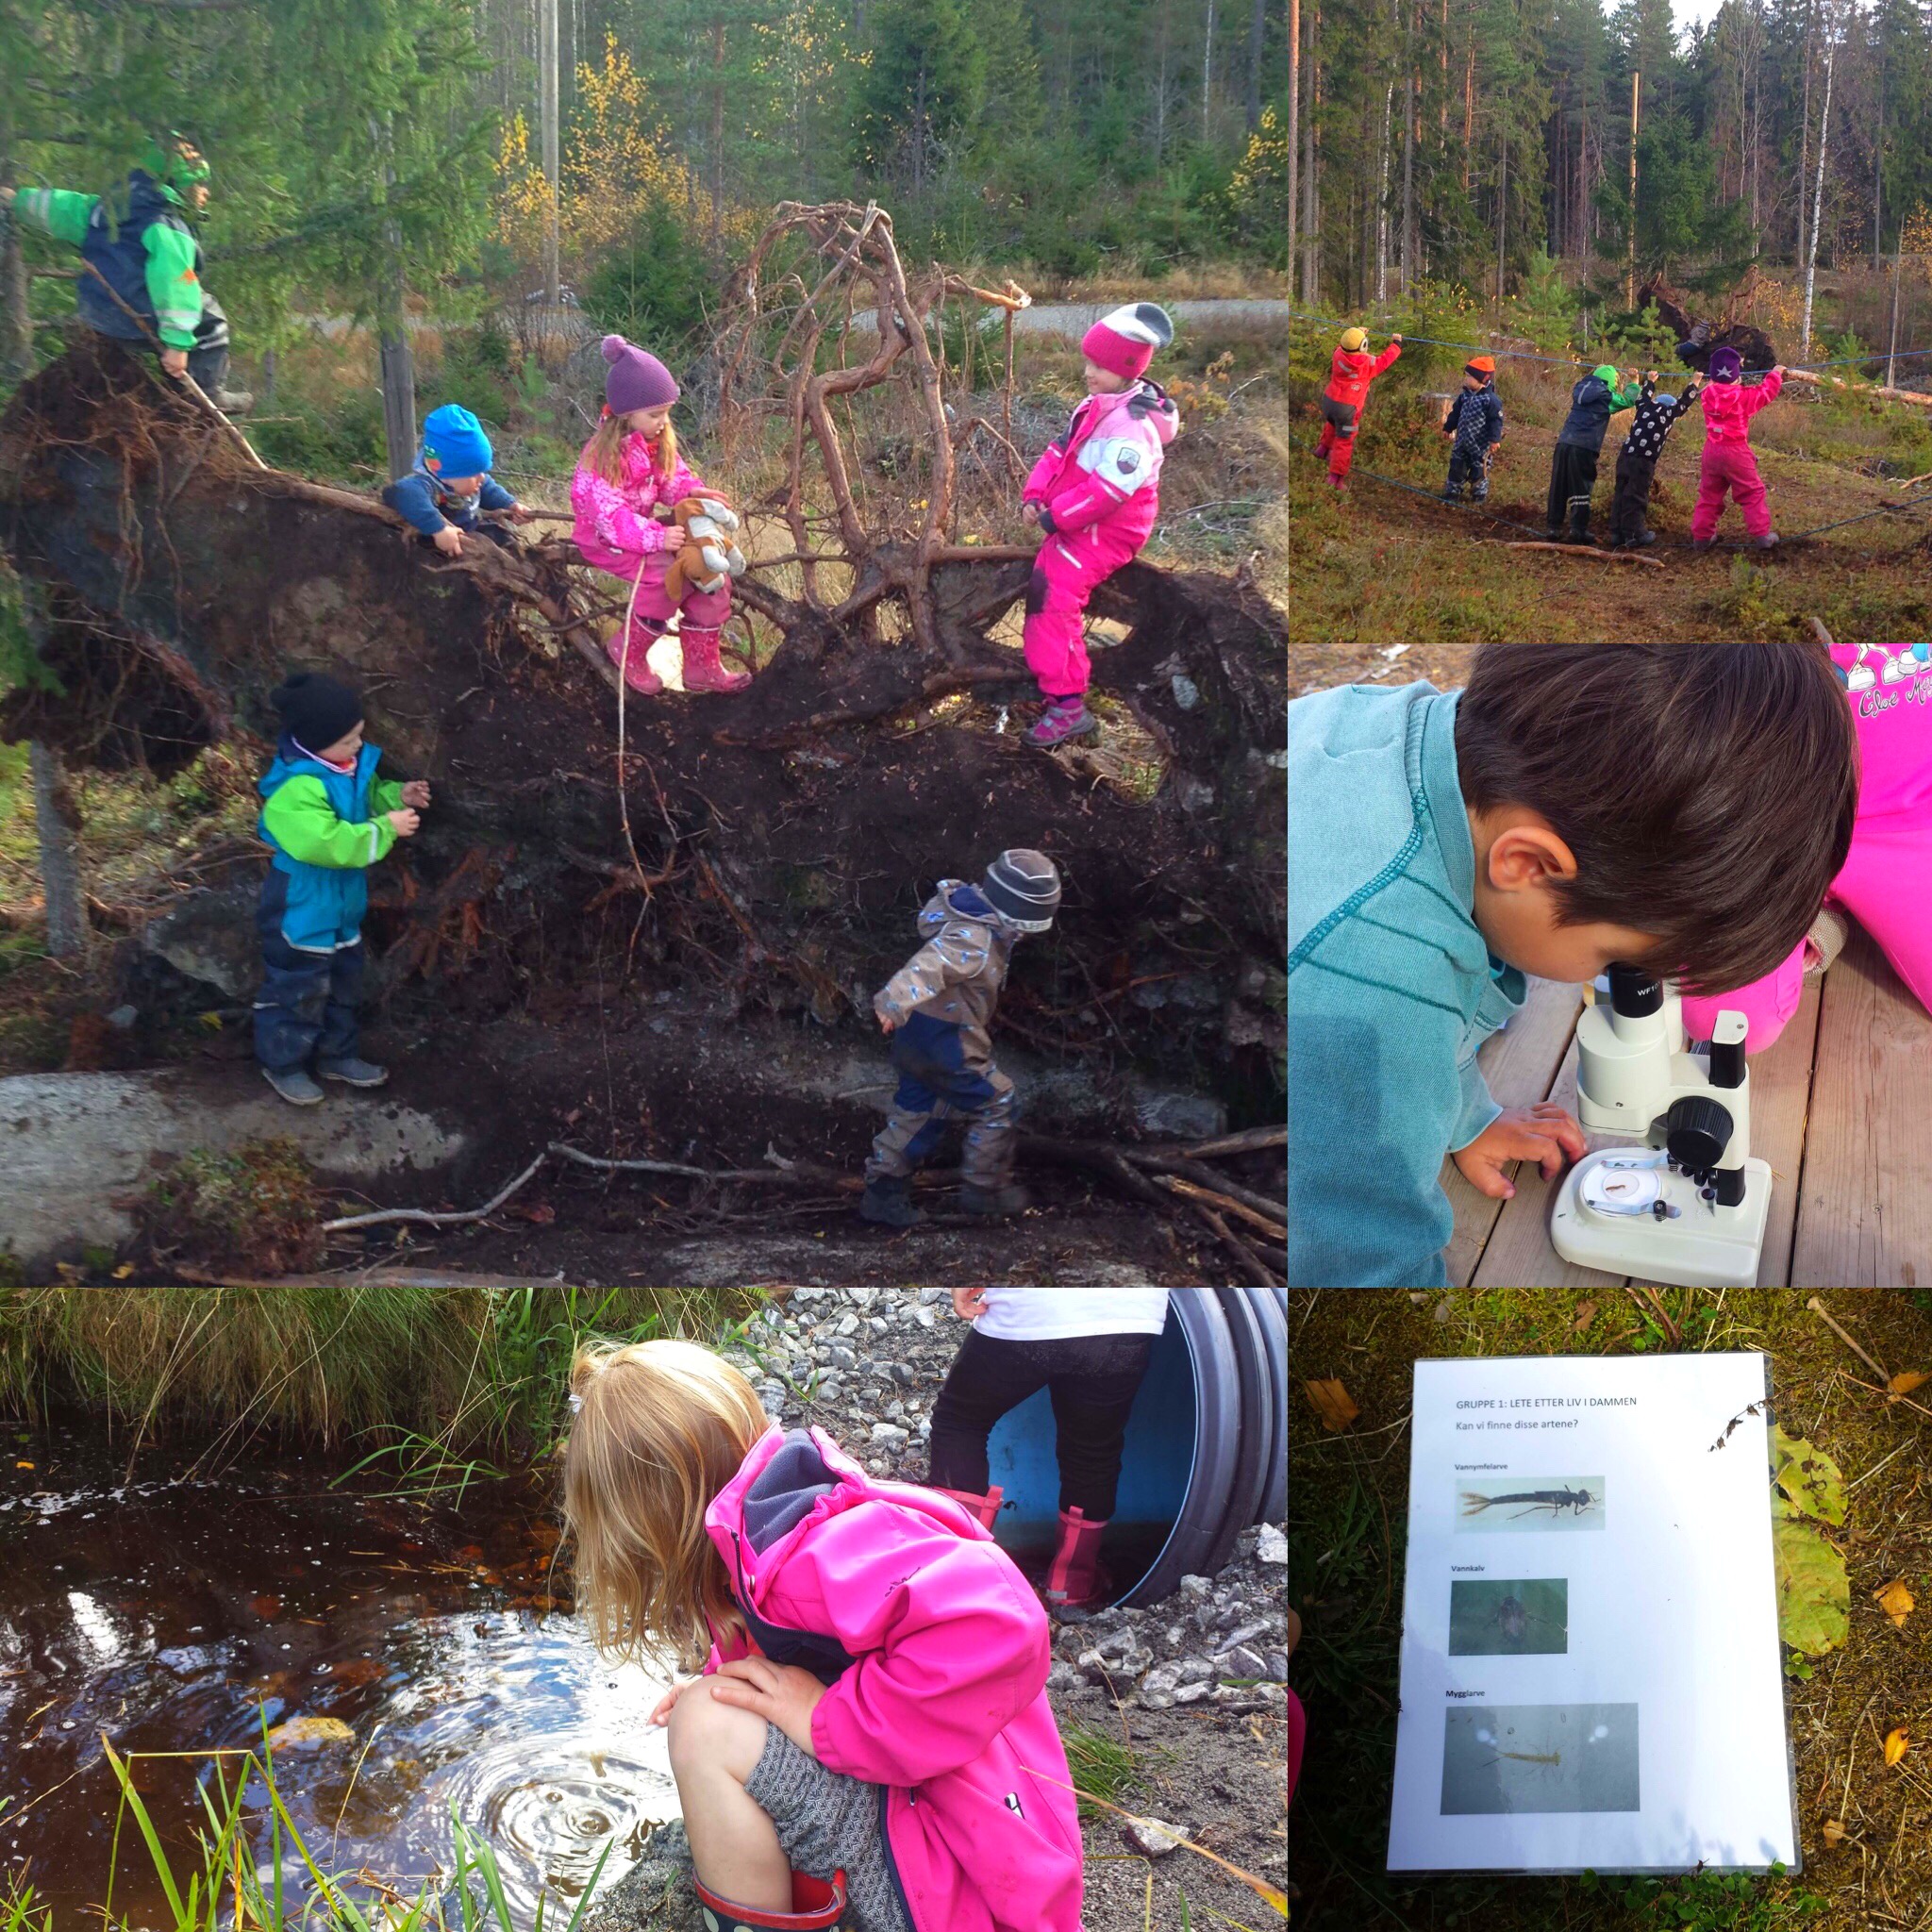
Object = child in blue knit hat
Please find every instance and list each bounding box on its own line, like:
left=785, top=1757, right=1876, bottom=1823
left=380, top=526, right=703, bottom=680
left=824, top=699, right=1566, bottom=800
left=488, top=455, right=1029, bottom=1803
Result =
left=383, top=404, right=535, bottom=558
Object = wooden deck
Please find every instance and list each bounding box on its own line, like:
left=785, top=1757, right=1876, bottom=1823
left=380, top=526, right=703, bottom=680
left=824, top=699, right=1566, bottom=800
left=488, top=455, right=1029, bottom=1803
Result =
left=1445, top=926, right=1932, bottom=1289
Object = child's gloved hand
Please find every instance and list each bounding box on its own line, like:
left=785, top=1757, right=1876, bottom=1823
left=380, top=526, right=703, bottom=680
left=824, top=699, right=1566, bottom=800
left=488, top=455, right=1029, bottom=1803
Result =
left=400, top=780, right=431, bottom=809
left=709, top=1657, right=828, bottom=1759
left=387, top=808, right=421, bottom=838
left=433, top=525, right=464, bottom=558
left=1452, top=1103, right=1586, bottom=1201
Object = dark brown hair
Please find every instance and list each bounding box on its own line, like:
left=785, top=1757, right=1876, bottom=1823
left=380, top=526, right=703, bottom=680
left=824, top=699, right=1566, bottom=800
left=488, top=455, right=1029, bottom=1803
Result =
left=1455, top=641, right=1858, bottom=991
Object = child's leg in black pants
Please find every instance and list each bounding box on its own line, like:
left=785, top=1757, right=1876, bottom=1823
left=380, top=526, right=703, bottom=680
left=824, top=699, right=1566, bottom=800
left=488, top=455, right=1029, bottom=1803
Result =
left=928, top=1328, right=1157, bottom=1518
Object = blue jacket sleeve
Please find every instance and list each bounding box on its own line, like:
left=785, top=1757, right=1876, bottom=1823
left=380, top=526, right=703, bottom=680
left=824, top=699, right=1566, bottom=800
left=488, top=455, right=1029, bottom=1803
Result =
left=384, top=473, right=447, bottom=536
left=1444, top=393, right=1465, bottom=433
left=1486, top=393, right=1504, bottom=442
left=478, top=475, right=517, bottom=512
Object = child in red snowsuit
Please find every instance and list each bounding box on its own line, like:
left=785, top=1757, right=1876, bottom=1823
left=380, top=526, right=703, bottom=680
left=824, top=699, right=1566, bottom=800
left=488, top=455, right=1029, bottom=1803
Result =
left=1020, top=304, right=1180, bottom=748
left=1315, top=325, right=1403, bottom=487
left=1690, top=347, right=1787, bottom=548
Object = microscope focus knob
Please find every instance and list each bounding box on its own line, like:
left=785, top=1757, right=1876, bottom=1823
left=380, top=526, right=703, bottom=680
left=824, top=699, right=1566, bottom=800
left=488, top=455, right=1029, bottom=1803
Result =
left=1665, top=1095, right=1733, bottom=1172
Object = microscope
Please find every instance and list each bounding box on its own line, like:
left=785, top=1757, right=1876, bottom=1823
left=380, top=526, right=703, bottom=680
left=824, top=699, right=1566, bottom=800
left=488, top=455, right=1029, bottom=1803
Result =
left=1549, top=963, right=1772, bottom=1287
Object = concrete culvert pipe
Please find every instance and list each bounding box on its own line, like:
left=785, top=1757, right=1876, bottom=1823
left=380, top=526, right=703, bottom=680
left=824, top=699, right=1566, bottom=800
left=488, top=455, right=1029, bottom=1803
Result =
left=982, top=1289, right=1281, bottom=1609
left=1252, top=1287, right=1289, bottom=1528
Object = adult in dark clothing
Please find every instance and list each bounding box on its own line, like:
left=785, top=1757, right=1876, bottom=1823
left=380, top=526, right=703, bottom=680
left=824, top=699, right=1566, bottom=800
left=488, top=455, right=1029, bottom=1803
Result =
left=1610, top=375, right=1704, bottom=548
left=1545, top=363, right=1644, bottom=542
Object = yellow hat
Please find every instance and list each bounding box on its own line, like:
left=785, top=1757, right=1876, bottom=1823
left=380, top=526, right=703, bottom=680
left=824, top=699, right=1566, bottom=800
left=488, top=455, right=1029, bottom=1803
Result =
left=1339, top=326, right=1368, bottom=353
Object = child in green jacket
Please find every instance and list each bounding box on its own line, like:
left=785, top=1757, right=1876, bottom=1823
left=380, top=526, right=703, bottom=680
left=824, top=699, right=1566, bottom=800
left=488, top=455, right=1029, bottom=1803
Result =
left=1, top=133, right=248, bottom=409
left=256, top=674, right=426, bottom=1107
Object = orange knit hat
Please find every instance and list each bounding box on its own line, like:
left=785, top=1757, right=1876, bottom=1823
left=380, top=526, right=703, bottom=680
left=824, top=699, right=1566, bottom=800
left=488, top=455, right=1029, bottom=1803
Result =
left=1465, top=355, right=1496, bottom=376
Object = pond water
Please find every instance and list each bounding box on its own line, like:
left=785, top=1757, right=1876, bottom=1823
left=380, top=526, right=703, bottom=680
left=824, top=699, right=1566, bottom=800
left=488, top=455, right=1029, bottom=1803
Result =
left=0, top=1423, right=676, bottom=1922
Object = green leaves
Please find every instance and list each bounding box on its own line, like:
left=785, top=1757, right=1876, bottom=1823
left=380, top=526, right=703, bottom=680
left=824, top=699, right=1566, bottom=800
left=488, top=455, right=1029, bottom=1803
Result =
left=1771, top=1426, right=1850, bottom=1657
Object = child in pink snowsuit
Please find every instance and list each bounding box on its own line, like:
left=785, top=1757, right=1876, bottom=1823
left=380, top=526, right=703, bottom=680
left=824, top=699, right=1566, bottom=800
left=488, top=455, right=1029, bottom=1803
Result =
left=563, top=1339, right=1084, bottom=1932
left=1020, top=302, right=1181, bottom=748
left=1681, top=641, right=1932, bottom=1049
left=1690, top=346, right=1786, bottom=548
left=571, top=333, right=747, bottom=695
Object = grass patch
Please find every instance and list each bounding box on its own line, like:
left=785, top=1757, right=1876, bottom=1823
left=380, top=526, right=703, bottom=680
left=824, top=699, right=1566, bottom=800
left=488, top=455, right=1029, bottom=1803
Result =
left=1289, top=1290, right=1930, bottom=1932
left=1061, top=1718, right=1144, bottom=1821
left=0, top=1285, right=766, bottom=1459
left=137, top=1138, right=326, bottom=1279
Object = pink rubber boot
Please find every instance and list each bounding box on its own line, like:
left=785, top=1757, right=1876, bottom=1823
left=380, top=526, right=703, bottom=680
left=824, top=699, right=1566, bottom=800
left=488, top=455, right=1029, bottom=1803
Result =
left=1044, top=1505, right=1112, bottom=1610
left=934, top=1483, right=1005, bottom=1530
left=680, top=625, right=751, bottom=693
left=692, top=1870, right=846, bottom=1930
left=604, top=620, right=663, bottom=695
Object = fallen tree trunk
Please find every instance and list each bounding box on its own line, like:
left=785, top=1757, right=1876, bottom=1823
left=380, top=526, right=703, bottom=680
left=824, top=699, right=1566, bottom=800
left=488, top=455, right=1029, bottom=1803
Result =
left=0, top=334, right=1287, bottom=1139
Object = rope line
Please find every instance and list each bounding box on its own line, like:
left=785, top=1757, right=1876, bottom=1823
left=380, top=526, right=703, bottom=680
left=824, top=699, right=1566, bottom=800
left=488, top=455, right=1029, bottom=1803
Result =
left=1291, top=433, right=1932, bottom=551
left=1289, top=308, right=1932, bottom=375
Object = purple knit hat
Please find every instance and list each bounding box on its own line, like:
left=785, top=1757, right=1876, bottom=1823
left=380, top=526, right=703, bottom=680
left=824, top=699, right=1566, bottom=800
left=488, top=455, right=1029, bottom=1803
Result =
left=601, top=334, right=678, bottom=414
left=1707, top=345, right=1742, bottom=383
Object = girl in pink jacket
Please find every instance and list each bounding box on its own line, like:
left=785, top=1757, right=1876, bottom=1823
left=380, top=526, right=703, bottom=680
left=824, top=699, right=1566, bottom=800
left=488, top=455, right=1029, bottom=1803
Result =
left=1021, top=302, right=1181, bottom=748
left=1690, top=347, right=1786, bottom=549
left=571, top=334, right=749, bottom=695
left=1681, top=638, right=1932, bottom=1048
left=563, top=1339, right=1085, bottom=1932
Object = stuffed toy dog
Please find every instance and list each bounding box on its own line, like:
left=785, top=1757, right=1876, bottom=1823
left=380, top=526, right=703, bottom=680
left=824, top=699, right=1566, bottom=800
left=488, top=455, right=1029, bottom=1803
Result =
left=660, top=495, right=746, bottom=601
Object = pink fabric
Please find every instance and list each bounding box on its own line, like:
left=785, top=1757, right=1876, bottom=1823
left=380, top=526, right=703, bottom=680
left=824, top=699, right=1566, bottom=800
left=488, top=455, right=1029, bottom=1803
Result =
left=1700, top=368, right=1783, bottom=444
left=570, top=432, right=705, bottom=572
left=1024, top=522, right=1138, bottom=697
left=1691, top=439, right=1773, bottom=541
left=1681, top=640, right=1932, bottom=1047
left=1323, top=341, right=1401, bottom=409
left=704, top=1425, right=1083, bottom=1932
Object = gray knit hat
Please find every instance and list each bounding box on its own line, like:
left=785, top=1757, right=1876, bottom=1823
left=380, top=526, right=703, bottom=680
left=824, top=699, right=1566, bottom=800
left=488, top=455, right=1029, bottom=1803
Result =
left=981, top=849, right=1061, bottom=931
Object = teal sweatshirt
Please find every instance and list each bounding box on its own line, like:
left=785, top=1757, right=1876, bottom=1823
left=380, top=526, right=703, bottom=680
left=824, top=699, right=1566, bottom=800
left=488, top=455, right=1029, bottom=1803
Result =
left=1288, top=680, right=1525, bottom=1286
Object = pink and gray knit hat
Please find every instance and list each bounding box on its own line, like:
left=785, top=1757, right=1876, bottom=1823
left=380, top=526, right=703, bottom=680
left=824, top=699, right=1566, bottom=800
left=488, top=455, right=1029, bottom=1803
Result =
left=601, top=334, right=679, bottom=414
left=1081, top=302, right=1175, bottom=381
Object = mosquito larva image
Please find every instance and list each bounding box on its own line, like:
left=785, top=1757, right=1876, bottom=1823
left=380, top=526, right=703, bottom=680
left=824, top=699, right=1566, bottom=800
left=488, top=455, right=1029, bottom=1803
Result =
left=1441, top=1704, right=1640, bottom=1815
left=1454, top=1476, right=1607, bottom=1532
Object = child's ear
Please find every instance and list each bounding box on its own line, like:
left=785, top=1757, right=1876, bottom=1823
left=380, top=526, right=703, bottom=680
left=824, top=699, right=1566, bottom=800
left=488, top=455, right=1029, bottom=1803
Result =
left=1486, top=823, right=1580, bottom=893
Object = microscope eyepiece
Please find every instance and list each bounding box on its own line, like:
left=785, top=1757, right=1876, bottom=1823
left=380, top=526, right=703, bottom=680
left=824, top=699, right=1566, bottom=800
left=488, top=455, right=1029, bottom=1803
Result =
left=1607, top=962, right=1664, bottom=1016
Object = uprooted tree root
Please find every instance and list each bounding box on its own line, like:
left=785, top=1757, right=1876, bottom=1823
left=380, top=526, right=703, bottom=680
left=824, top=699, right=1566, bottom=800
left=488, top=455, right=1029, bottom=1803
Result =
left=1, top=220, right=1284, bottom=1273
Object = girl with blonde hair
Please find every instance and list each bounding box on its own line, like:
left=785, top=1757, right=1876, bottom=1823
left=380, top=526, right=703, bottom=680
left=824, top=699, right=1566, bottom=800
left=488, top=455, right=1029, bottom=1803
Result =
left=568, top=334, right=749, bottom=696
left=561, top=1338, right=1084, bottom=1932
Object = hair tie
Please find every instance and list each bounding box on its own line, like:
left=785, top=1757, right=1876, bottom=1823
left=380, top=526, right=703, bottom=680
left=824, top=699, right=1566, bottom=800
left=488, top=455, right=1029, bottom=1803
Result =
left=568, top=1391, right=584, bottom=1414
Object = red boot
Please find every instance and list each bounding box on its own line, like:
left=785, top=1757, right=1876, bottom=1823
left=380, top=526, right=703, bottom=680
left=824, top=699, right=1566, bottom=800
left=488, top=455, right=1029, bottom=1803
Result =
left=681, top=625, right=751, bottom=693
left=1044, top=1506, right=1112, bottom=1611
left=693, top=1869, right=846, bottom=1930
left=935, top=1483, right=1005, bottom=1530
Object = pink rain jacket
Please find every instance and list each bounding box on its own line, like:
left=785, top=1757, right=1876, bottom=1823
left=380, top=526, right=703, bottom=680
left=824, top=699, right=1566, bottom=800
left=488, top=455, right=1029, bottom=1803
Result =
left=1698, top=368, right=1783, bottom=445
left=702, top=1425, right=1085, bottom=1932
left=570, top=430, right=707, bottom=575
left=1023, top=379, right=1180, bottom=558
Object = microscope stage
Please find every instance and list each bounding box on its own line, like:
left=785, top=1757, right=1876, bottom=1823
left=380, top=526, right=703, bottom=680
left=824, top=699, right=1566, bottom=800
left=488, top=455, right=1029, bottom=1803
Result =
left=1550, top=1146, right=1774, bottom=1288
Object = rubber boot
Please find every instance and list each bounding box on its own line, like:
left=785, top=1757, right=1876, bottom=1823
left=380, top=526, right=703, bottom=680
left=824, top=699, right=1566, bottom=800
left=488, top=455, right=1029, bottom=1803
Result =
left=958, top=1182, right=1032, bottom=1216
left=692, top=1869, right=846, bottom=1931
left=317, top=1056, right=389, bottom=1088
left=935, top=1483, right=1005, bottom=1530
left=1755, top=532, right=1781, bottom=550
left=680, top=625, right=751, bottom=693
left=604, top=621, right=664, bottom=694
left=859, top=1176, right=924, bottom=1228
left=1044, top=1506, right=1112, bottom=1612
left=1567, top=499, right=1592, bottom=546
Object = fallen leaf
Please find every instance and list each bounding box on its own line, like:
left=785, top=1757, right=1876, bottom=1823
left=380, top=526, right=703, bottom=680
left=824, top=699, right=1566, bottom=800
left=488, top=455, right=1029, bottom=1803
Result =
left=112, top=1263, right=134, bottom=1280
left=1887, top=1370, right=1929, bottom=1397
left=1573, top=1301, right=1598, bottom=1330
left=1874, top=1579, right=1915, bottom=1628
left=1772, top=1424, right=1848, bottom=1526
left=1821, top=1818, right=1847, bottom=1846
left=264, top=1714, right=355, bottom=1752
left=14, top=1461, right=33, bottom=1471
left=1302, top=1378, right=1359, bottom=1431
left=1884, top=1727, right=1909, bottom=1767
left=1774, top=1516, right=1850, bottom=1657
left=507, top=1201, right=557, bottom=1224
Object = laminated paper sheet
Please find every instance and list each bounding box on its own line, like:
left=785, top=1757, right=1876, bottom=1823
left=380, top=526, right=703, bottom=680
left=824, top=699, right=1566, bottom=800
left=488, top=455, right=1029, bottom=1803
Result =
left=1387, top=1351, right=1796, bottom=1873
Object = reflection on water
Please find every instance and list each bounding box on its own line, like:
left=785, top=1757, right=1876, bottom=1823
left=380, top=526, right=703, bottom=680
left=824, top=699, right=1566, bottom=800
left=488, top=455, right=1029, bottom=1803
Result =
left=0, top=1424, right=675, bottom=1920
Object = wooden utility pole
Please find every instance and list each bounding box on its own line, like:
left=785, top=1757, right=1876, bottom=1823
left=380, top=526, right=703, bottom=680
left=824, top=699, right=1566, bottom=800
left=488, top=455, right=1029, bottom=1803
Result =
left=1626, top=71, right=1641, bottom=308
left=540, top=0, right=560, bottom=308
